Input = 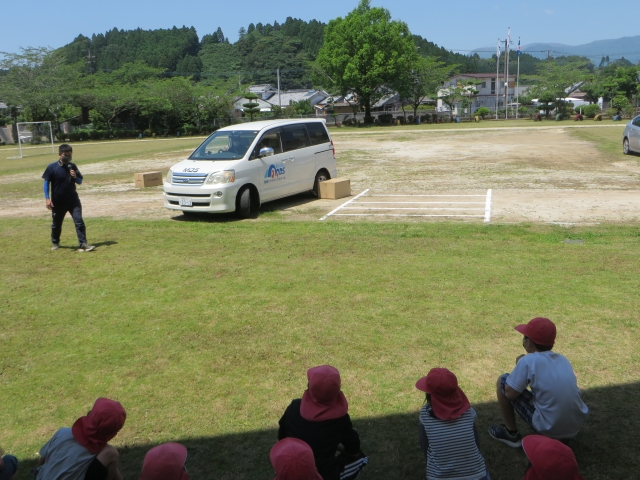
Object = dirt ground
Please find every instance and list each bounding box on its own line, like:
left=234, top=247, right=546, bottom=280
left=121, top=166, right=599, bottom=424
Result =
left=2, top=126, right=639, bottom=224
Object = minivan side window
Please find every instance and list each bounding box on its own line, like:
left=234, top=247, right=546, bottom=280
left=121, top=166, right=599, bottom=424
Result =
left=633, top=116, right=640, bottom=127
left=252, top=128, right=283, bottom=159
left=306, top=123, right=330, bottom=145
left=282, top=125, right=311, bottom=152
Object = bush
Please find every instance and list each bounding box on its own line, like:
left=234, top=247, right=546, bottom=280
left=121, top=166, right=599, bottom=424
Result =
left=396, top=116, right=405, bottom=125
left=475, top=107, right=491, bottom=119
left=580, top=104, right=601, bottom=118
left=378, top=113, right=393, bottom=124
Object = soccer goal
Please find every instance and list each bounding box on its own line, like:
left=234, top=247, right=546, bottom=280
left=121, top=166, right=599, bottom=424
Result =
left=8, top=121, right=55, bottom=159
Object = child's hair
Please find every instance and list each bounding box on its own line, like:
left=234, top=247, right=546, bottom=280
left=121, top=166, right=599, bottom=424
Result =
left=59, top=144, right=73, bottom=154
left=524, top=336, right=553, bottom=352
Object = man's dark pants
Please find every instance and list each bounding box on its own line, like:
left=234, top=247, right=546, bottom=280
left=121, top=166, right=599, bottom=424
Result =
left=51, top=197, right=87, bottom=246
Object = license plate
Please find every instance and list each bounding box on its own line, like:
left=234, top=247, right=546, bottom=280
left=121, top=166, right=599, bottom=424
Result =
left=179, top=197, right=192, bottom=206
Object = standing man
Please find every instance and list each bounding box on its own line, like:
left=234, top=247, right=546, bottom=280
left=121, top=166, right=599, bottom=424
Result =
left=42, top=144, right=95, bottom=251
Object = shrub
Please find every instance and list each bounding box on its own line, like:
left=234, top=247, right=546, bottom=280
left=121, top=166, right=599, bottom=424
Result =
left=378, top=113, right=393, bottom=124
left=475, top=107, right=491, bottom=119
left=580, top=104, right=601, bottom=118
left=396, top=116, right=405, bottom=125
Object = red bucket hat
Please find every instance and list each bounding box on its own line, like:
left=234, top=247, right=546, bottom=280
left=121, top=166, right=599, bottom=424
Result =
left=300, top=365, right=348, bottom=422
left=415, top=368, right=471, bottom=420
left=270, top=438, right=322, bottom=480
left=515, top=317, right=556, bottom=347
left=522, top=435, right=584, bottom=480
left=139, top=443, right=189, bottom=480
left=71, top=398, right=126, bottom=454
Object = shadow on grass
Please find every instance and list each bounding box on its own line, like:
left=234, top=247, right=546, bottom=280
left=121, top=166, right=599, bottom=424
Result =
left=169, top=192, right=319, bottom=223
left=15, top=383, right=639, bottom=480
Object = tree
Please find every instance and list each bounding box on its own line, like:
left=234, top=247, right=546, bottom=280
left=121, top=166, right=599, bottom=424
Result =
left=531, top=59, right=592, bottom=117
left=439, top=80, right=478, bottom=119
left=242, top=92, right=261, bottom=120
left=396, top=56, right=454, bottom=118
left=315, top=0, right=416, bottom=123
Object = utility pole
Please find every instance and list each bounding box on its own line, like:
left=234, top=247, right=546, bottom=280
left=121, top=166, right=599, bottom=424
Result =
left=277, top=68, right=281, bottom=108
left=504, top=27, right=510, bottom=119
left=495, top=38, right=501, bottom=120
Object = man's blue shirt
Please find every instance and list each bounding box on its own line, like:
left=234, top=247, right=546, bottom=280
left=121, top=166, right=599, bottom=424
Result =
left=42, top=161, right=83, bottom=203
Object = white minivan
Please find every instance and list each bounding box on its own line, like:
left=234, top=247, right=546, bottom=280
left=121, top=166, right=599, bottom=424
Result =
left=163, top=119, right=337, bottom=217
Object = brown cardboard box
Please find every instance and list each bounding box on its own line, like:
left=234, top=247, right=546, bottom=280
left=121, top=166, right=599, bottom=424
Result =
left=134, top=171, right=163, bottom=188
left=319, top=178, right=351, bottom=199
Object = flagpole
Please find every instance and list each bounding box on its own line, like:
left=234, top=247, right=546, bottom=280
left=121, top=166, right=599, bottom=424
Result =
left=516, top=37, right=521, bottom=119
left=495, top=38, right=500, bottom=120
left=505, top=27, right=510, bottom=119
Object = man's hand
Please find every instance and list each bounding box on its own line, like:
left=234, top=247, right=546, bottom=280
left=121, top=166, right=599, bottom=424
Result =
left=69, top=169, right=77, bottom=179
left=46, top=199, right=54, bottom=210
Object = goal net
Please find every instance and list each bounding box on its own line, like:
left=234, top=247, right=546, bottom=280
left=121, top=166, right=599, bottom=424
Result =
left=8, top=121, right=55, bottom=159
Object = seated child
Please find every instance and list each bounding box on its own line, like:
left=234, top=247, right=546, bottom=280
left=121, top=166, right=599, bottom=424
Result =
left=0, top=446, right=19, bottom=480
left=278, top=365, right=368, bottom=480
left=37, top=398, right=126, bottom=480
left=270, top=438, right=322, bottom=480
left=139, top=443, right=189, bottom=480
left=522, top=435, right=584, bottom=479
left=490, top=317, right=588, bottom=447
left=416, top=368, right=489, bottom=480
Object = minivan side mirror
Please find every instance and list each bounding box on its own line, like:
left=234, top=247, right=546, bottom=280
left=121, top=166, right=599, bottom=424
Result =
left=259, top=147, right=275, bottom=157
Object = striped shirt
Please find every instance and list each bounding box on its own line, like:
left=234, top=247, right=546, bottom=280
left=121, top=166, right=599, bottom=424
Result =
left=419, top=405, right=487, bottom=480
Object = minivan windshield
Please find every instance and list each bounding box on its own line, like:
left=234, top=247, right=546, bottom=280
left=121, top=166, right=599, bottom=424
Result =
left=189, top=130, right=258, bottom=160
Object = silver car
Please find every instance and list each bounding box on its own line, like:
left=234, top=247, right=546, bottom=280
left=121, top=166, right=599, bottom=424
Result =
left=623, top=115, right=640, bottom=154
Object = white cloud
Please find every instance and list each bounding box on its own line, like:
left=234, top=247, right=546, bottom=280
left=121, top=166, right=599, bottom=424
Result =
left=544, top=8, right=554, bottom=14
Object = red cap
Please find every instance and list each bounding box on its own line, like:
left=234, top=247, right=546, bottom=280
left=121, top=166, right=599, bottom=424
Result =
left=71, top=398, right=126, bottom=454
left=270, top=438, right=322, bottom=480
left=139, top=443, right=189, bottom=480
left=523, top=435, right=583, bottom=480
left=300, top=365, right=348, bottom=422
left=415, top=368, right=471, bottom=420
left=515, top=317, right=556, bottom=347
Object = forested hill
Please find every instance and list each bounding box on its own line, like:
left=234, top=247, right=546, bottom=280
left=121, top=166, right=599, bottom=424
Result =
left=60, top=20, right=526, bottom=89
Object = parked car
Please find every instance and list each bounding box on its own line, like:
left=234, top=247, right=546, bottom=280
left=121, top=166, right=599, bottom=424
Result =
left=622, top=115, right=640, bottom=155
left=163, top=119, right=337, bottom=217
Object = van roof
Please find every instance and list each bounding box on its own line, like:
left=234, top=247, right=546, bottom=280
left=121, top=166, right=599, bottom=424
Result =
left=218, top=118, right=326, bottom=132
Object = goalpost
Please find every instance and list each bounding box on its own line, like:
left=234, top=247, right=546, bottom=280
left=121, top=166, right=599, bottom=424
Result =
left=9, top=121, right=55, bottom=159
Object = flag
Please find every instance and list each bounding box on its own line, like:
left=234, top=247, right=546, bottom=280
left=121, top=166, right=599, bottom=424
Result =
left=517, top=39, right=521, bottom=57
left=507, top=28, right=511, bottom=53
left=497, top=41, right=501, bottom=57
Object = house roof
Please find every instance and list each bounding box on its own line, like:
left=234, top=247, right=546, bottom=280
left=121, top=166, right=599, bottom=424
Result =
left=266, top=89, right=329, bottom=107
left=0, top=102, right=7, bottom=109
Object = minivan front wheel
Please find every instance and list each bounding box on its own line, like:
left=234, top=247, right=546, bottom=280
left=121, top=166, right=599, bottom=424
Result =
left=312, top=170, right=330, bottom=198
left=236, top=187, right=252, bottom=218
left=623, top=137, right=630, bottom=155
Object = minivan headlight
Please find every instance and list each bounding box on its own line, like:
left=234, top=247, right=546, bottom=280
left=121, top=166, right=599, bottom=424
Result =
left=206, top=170, right=235, bottom=185
left=166, top=170, right=173, bottom=183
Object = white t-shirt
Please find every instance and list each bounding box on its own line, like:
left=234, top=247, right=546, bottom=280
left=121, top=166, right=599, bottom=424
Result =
left=507, top=351, right=589, bottom=438
left=37, top=428, right=96, bottom=480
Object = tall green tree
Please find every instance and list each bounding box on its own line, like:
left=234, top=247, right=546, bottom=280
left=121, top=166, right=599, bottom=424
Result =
left=396, top=56, right=454, bottom=118
left=315, top=0, right=416, bottom=122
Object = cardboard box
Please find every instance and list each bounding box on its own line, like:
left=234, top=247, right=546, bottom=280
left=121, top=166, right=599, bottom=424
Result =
left=134, top=171, right=163, bottom=188
left=319, top=178, right=351, bottom=199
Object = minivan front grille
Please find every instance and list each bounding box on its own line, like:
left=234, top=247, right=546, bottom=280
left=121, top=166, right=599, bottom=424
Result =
left=172, top=172, right=207, bottom=185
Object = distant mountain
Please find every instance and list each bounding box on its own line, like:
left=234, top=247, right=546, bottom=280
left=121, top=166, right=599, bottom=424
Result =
left=472, top=35, right=640, bottom=64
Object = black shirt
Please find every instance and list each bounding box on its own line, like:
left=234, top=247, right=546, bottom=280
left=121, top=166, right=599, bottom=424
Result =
left=42, top=161, right=83, bottom=204
left=278, top=399, right=360, bottom=480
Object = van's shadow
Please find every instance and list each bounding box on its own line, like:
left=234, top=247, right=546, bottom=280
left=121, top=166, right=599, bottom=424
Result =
left=170, top=192, right=319, bottom=223
left=16, top=382, right=638, bottom=480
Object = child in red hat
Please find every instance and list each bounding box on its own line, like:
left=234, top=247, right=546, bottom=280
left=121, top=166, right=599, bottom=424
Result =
left=489, top=317, right=588, bottom=447
left=139, top=443, right=189, bottom=480
left=277, top=365, right=367, bottom=480
left=415, top=368, right=489, bottom=480
left=36, top=398, right=126, bottom=480
left=270, top=438, right=323, bottom=480
left=522, top=435, right=584, bottom=480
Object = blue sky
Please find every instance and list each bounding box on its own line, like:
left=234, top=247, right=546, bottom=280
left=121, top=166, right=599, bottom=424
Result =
left=2, top=0, right=639, bottom=55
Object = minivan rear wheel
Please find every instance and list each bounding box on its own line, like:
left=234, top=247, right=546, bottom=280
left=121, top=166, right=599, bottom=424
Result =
left=623, top=137, right=630, bottom=155
left=312, top=170, right=330, bottom=198
left=237, top=187, right=252, bottom=218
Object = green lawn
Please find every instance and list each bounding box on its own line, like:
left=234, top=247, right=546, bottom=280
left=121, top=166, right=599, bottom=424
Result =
left=1, top=219, right=638, bottom=479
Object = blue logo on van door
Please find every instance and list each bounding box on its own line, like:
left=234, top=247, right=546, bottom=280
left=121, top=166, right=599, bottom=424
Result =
left=264, top=164, right=286, bottom=183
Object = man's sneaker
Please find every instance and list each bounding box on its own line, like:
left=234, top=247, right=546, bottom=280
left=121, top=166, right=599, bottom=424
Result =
left=51, top=243, right=59, bottom=251
left=78, top=243, right=96, bottom=252
left=488, top=424, right=523, bottom=447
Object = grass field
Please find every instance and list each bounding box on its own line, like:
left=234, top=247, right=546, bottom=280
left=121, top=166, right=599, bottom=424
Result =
left=1, top=123, right=639, bottom=479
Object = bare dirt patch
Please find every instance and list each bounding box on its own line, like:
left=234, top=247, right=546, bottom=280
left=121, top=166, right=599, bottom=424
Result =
left=2, top=126, right=639, bottom=224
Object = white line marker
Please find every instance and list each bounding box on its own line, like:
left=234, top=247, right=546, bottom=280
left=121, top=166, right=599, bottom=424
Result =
left=342, top=207, right=485, bottom=211
left=352, top=201, right=485, bottom=205
left=334, top=214, right=485, bottom=217
left=366, top=194, right=486, bottom=197
left=484, top=189, right=492, bottom=223
left=319, top=189, right=370, bottom=221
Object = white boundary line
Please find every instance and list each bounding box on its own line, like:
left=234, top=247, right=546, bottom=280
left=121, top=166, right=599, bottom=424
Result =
left=484, top=189, right=492, bottom=223
left=342, top=207, right=485, bottom=211
left=366, top=194, right=486, bottom=197
left=319, top=189, right=370, bottom=221
left=354, top=201, right=485, bottom=204
left=334, top=214, right=485, bottom=217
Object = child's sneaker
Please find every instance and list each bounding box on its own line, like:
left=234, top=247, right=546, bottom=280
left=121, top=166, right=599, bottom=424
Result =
left=488, top=424, right=523, bottom=447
